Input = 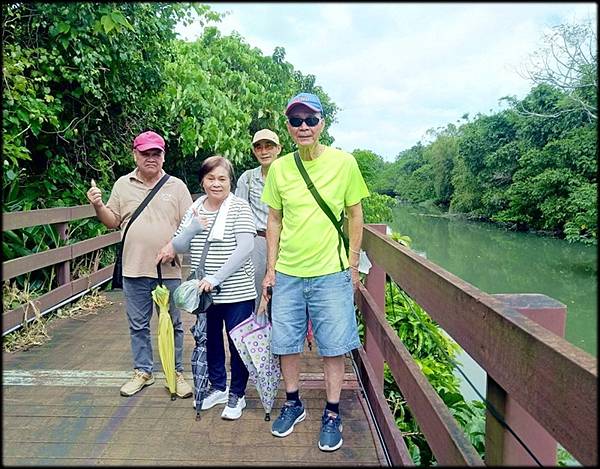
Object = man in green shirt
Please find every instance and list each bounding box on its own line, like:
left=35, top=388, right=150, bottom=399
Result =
left=261, top=92, right=369, bottom=452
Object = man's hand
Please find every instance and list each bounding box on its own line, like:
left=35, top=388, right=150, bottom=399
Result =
left=155, top=241, right=176, bottom=265
left=87, top=179, right=104, bottom=209
left=261, top=269, right=275, bottom=304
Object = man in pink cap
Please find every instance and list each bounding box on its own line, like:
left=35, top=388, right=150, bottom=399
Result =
left=86, top=130, right=194, bottom=398
left=262, top=93, right=369, bottom=451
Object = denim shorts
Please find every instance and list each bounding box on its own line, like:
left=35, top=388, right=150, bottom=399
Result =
left=271, top=269, right=361, bottom=357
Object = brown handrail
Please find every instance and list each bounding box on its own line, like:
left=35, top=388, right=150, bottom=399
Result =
left=356, top=283, right=484, bottom=466
left=3, top=205, right=95, bottom=231
left=357, top=224, right=597, bottom=466
left=2, top=233, right=120, bottom=281
left=2, top=206, right=119, bottom=335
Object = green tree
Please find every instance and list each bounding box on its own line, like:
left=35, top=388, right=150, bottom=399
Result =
left=423, top=127, right=458, bottom=207
left=2, top=2, right=207, bottom=209
left=158, top=28, right=339, bottom=187
left=352, top=149, right=385, bottom=189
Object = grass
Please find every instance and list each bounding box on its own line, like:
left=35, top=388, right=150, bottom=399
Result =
left=3, top=286, right=112, bottom=353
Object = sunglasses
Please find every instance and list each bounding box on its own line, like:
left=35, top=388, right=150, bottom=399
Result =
left=288, top=116, right=321, bottom=127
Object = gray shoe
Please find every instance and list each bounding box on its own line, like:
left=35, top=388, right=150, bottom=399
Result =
left=201, top=385, right=229, bottom=410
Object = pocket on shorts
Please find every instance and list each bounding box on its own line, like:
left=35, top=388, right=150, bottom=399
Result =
left=343, top=269, right=351, bottom=283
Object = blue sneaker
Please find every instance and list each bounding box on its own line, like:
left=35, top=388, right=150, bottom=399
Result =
left=318, top=410, right=343, bottom=451
left=271, top=400, right=306, bottom=437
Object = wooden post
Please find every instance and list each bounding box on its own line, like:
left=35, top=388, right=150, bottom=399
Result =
left=54, top=222, right=70, bottom=286
left=485, top=293, right=567, bottom=466
left=363, top=224, right=387, bottom=387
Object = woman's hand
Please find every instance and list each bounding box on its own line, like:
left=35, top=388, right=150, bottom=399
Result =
left=191, top=207, right=210, bottom=230
left=198, top=278, right=214, bottom=293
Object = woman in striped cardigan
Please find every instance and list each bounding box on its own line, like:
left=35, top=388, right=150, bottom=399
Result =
left=158, top=155, right=257, bottom=420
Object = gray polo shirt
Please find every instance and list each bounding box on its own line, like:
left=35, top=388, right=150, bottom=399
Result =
left=235, top=166, right=268, bottom=231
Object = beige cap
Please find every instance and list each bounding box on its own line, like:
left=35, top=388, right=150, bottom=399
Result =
left=252, top=129, right=280, bottom=145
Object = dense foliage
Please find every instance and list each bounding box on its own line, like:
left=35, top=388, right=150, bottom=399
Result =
left=2, top=2, right=337, bottom=290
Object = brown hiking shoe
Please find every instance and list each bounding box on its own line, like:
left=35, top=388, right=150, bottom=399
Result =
left=176, top=371, right=193, bottom=398
left=120, top=369, right=155, bottom=396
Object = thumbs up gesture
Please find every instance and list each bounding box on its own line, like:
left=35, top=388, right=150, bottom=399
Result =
left=87, top=178, right=103, bottom=208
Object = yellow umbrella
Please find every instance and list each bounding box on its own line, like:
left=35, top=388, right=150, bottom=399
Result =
left=152, top=264, right=177, bottom=400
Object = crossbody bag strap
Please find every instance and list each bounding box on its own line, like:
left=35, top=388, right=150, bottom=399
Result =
left=293, top=151, right=349, bottom=270
left=121, top=173, right=170, bottom=246
left=190, top=202, right=220, bottom=278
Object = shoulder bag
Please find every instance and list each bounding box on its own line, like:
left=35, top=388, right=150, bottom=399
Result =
left=111, top=173, right=170, bottom=289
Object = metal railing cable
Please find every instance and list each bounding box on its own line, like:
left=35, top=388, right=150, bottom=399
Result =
left=385, top=277, right=544, bottom=466
left=349, top=354, right=393, bottom=466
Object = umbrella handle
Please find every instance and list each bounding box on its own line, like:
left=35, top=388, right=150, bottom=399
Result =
left=156, top=263, right=163, bottom=286
left=266, top=286, right=273, bottom=322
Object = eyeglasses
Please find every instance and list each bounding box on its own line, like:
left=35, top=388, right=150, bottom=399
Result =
left=288, top=116, right=321, bottom=127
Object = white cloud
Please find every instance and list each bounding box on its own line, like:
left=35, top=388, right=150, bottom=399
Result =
left=178, top=2, right=597, bottom=161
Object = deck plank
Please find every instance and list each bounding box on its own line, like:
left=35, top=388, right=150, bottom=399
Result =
left=3, top=290, right=388, bottom=466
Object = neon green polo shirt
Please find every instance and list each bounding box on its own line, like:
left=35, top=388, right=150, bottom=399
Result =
left=261, top=146, right=369, bottom=277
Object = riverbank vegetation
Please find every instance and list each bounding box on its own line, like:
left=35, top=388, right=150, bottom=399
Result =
left=363, top=22, right=597, bottom=245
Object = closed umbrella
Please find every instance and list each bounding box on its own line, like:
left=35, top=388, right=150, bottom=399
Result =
left=241, top=320, right=281, bottom=421
left=190, top=286, right=220, bottom=421
left=229, top=314, right=263, bottom=384
left=152, top=264, right=177, bottom=401
left=191, top=312, right=209, bottom=421
left=230, top=289, right=281, bottom=421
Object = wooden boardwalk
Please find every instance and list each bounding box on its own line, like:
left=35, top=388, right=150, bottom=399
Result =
left=2, top=289, right=388, bottom=466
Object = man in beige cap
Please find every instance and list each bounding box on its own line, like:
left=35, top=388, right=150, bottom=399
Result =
left=235, top=129, right=282, bottom=310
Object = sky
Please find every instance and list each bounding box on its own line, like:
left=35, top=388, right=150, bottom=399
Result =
left=176, top=2, right=597, bottom=162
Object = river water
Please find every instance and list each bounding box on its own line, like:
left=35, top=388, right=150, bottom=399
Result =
left=387, top=203, right=597, bottom=400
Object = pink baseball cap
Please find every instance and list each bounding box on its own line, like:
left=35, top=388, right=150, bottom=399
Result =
left=133, top=131, right=165, bottom=151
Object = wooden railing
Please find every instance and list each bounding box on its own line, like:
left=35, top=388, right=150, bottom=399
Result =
left=355, top=224, right=597, bottom=466
left=3, top=207, right=597, bottom=466
left=2, top=206, right=120, bottom=335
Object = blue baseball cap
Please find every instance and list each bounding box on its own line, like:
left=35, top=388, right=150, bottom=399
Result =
left=285, top=92, right=324, bottom=115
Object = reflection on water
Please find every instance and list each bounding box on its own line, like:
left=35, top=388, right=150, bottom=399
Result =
left=389, top=203, right=597, bottom=356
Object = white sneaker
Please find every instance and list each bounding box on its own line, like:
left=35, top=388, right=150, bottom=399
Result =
left=201, top=385, right=229, bottom=410
left=221, top=393, right=246, bottom=420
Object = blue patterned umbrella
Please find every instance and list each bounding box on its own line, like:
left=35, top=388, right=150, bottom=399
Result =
left=190, top=312, right=209, bottom=421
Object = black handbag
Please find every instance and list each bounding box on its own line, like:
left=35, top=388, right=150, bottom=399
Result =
left=111, top=173, right=170, bottom=289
